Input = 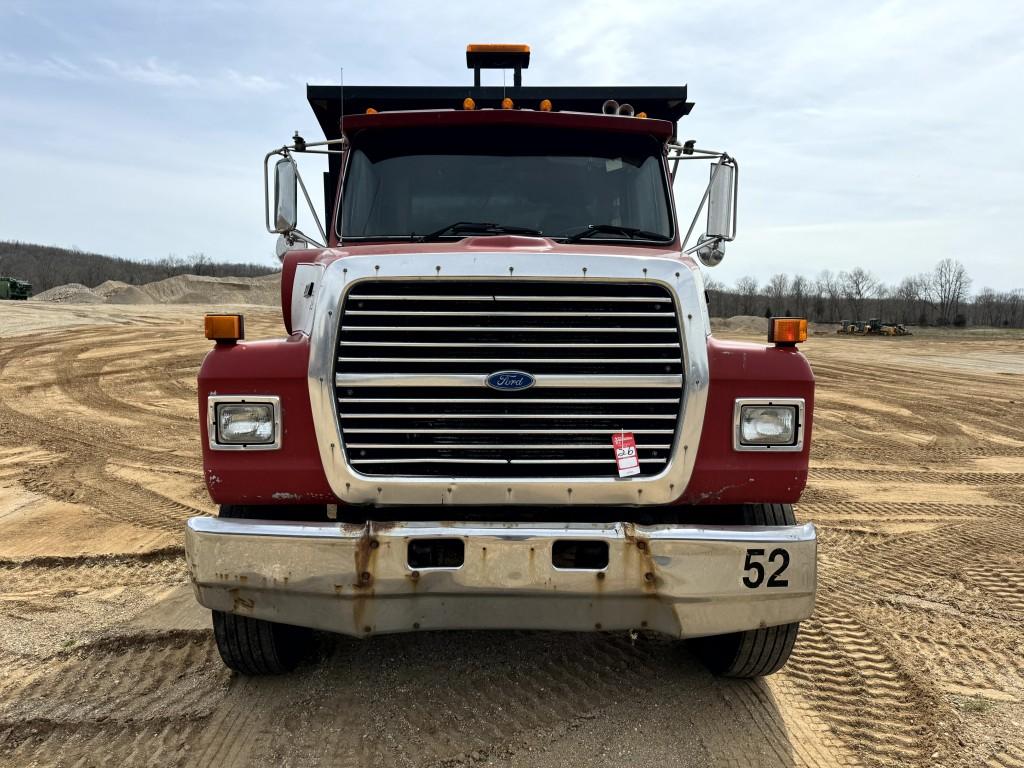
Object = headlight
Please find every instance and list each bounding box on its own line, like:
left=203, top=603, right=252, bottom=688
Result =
left=734, top=399, right=804, bottom=451
left=209, top=396, right=281, bottom=450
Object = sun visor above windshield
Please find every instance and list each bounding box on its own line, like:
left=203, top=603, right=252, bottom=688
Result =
left=336, top=109, right=675, bottom=143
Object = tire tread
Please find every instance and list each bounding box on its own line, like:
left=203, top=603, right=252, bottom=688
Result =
left=212, top=610, right=310, bottom=675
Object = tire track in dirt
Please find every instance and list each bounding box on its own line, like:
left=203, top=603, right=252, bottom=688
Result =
left=186, top=631, right=832, bottom=768
left=811, top=468, right=1024, bottom=485
left=0, top=631, right=225, bottom=768
left=0, top=548, right=185, bottom=595
left=782, top=608, right=945, bottom=766
left=987, top=745, right=1024, bottom=768
left=0, top=327, right=211, bottom=538
left=1, top=717, right=207, bottom=768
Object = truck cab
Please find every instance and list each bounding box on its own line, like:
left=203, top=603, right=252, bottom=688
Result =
left=186, top=45, right=816, bottom=678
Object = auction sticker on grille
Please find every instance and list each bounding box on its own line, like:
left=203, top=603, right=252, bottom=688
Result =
left=612, top=432, right=640, bottom=477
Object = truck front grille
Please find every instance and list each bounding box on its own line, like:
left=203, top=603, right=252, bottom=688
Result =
left=334, top=279, right=683, bottom=478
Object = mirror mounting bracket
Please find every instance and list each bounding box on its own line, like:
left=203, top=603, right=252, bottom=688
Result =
left=263, top=135, right=349, bottom=252
left=670, top=143, right=739, bottom=260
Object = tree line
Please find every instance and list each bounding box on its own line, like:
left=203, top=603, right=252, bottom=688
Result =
left=705, top=258, right=1024, bottom=328
left=0, top=241, right=278, bottom=294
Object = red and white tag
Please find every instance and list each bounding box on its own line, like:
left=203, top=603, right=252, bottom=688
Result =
left=612, top=431, right=640, bottom=477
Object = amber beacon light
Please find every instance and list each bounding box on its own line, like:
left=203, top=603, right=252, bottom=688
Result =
left=466, top=43, right=531, bottom=87
left=205, top=314, right=245, bottom=344
left=768, top=317, right=808, bottom=346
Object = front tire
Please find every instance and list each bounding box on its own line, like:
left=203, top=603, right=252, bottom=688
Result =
left=689, top=503, right=801, bottom=678
left=212, top=610, right=313, bottom=675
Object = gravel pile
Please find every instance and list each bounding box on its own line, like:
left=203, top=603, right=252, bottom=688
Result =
left=31, top=273, right=280, bottom=306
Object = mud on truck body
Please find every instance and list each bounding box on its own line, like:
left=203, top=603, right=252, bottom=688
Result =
left=186, top=45, right=816, bottom=677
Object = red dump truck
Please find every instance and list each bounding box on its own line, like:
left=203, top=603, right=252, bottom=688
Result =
left=186, top=45, right=816, bottom=677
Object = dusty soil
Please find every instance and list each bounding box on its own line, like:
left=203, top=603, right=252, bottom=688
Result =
left=0, top=302, right=1021, bottom=768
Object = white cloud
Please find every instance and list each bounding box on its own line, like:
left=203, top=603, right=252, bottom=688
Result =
left=0, top=52, right=95, bottom=81
left=224, top=69, right=284, bottom=92
left=2, top=51, right=283, bottom=94
left=97, top=56, right=199, bottom=87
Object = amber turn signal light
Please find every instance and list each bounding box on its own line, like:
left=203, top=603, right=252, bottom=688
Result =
left=462, top=97, right=476, bottom=110
left=769, top=317, right=807, bottom=346
left=205, top=314, right=245, bottom=344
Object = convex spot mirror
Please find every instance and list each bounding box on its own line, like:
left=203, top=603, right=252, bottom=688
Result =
left=273, top=158, right=298, bottom=233
left=696, top=234, right=725, bottom=267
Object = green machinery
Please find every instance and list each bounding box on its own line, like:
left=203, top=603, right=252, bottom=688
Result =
left=0, top=276, right=32, bottom=300
left=837, top=318, right=911, bottom=336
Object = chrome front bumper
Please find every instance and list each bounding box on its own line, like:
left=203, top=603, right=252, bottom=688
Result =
left=185, top=517, right=816, bottom=639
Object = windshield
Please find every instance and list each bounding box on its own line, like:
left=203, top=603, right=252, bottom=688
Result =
left=340, top=127, right=673, bottom=243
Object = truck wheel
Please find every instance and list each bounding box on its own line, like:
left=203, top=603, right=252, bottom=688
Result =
left=212, top=610, right=312, bottom=675
left=688, top=503, right=801, bottom=678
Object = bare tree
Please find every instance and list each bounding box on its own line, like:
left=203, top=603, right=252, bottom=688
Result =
left=766, top=273, right=790, bottom=306
left=735, top=276, right=759, bottom=315
left=840, top=267, right=880, bottom=320
left=931, top=258, right=972, bottom=325
left=190, top=253, right=212, bottom=276
left=703, top=275, right=727, bottom=317
left=790, top=275, right=808, bottom=318
left=894, top=274, right=934, bottom=324
left=816, top=270, right=843, bottom=322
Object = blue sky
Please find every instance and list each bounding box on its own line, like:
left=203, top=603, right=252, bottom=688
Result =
left=1, top=0, right=1021, bottom=290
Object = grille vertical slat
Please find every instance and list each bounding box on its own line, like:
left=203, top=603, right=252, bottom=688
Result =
left=334, top=280, right=683, bottom=478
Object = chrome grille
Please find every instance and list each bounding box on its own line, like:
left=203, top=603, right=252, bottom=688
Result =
left=334, top=280, right=683, bottom=478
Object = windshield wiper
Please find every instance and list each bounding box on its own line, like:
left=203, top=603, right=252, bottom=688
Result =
left=563, top=224, right=670, bottom=243
left=418, top=221, right=543, bottom=242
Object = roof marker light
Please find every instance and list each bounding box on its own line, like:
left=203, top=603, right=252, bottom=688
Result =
left=539, top=98, right=552, bottom=112
left=636, top=111, right=648, bottom=119
left=365, top=107, right=378, bottom=114
left=501, top=97, right=514, bottom=109
left=463, top=97, right=476, bottom=110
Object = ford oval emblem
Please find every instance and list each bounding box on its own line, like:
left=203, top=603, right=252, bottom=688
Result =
left=485, top=370, right=536, bottom=392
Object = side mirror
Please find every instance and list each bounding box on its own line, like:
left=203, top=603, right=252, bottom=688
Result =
left=695, top=234, right=726, bottom=268
left=705, top=161, right=736, bottom=240
left=273, top=158, right=298, bottom=233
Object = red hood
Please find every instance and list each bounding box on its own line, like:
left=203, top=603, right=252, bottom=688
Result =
left=313, top=235, right=686, bottom=264
left=280, top=237, right=696, bottom=334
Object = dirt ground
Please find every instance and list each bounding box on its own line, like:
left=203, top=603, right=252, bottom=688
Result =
left=0, top=302, right=1021, bottom=768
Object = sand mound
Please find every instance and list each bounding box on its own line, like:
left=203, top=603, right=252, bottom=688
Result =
left=31, top=283, right=104, bottom=304
left=712, top=315, right=768, bottom=334
left=32, top=273, right=281, bottom=306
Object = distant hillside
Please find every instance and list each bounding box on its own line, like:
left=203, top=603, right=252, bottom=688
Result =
left=0, top=241, right=277, bottom=294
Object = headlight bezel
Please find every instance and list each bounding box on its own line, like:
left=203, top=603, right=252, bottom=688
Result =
left=733, top=398, right=805, bottom=452
left=207, top=395, right=282, bottom=451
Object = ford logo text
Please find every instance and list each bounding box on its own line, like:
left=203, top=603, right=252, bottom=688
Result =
left=485, top=370, right=536, bottom=392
